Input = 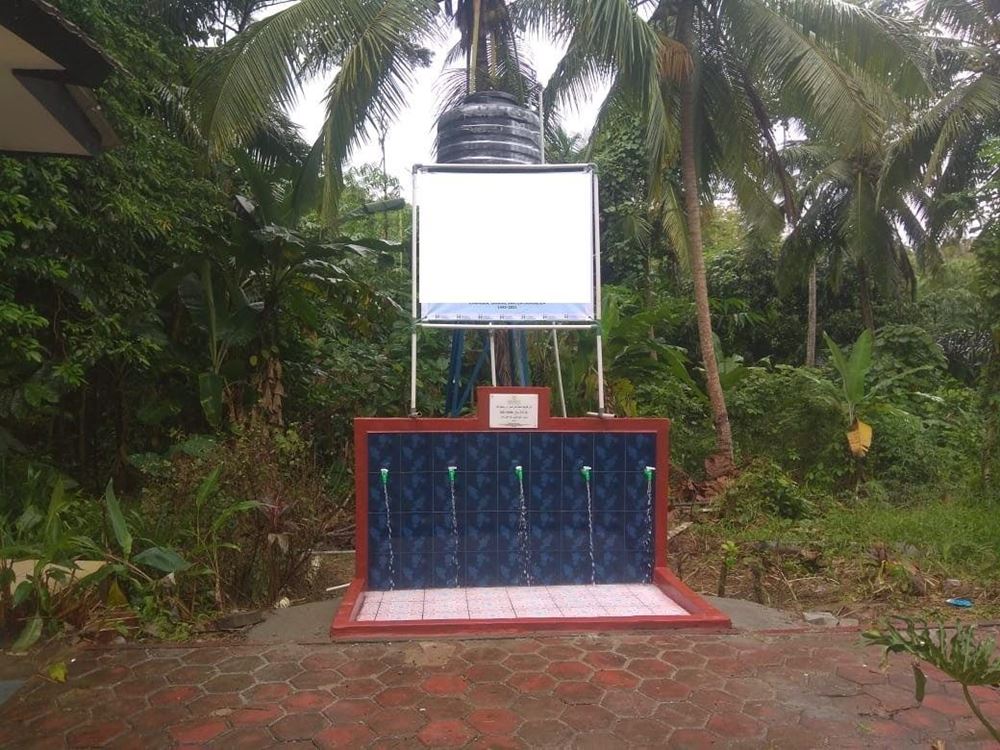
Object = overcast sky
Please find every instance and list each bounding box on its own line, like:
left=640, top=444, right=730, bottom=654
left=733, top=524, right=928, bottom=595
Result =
left=286, top=30, right=605, bottom=196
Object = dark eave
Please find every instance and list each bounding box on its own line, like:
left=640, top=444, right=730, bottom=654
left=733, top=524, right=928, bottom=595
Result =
left=1, top=0, right=120, bottom=156
left=0, top=0, right=115, bottom=87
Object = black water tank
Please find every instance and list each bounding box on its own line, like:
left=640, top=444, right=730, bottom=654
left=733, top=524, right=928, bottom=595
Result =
left=436, top=91, right=541, bottom=165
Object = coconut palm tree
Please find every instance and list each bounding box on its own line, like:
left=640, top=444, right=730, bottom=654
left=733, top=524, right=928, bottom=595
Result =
left=519, top=0, right=928, bottom=473
left=191, top=0, right=540, bottom=226
left=880, top=0, right=1000, bottom=252
left=779, top=139, right=923, bottom=334
left=437, top=0, right=535, bottom=103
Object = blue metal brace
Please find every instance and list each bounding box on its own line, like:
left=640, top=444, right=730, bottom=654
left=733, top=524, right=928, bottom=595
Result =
left=446, top=332, right=492, bottom=416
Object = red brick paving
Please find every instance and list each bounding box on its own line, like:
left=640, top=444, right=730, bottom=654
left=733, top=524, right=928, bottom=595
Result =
left=1, top=630, right=998, bottom=748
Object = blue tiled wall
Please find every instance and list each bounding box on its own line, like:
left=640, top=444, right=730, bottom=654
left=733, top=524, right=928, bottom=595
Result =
left=367, top=431, right=657, bottom=590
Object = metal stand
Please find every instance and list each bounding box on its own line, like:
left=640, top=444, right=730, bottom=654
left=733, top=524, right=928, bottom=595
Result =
left=410, top=188, right=419, bottom=416
left=488, top=330, right=498, bottom=386
left=551, top=329, right=567, bottom=417
left=592, top=170, right=608, bottom=416
left=409, top=327, right=418, bottom=416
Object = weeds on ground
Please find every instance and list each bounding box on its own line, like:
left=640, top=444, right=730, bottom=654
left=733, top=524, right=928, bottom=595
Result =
left=680, top=478, right=999, bottom=619
left=865, top=618, right=1000, bottom=743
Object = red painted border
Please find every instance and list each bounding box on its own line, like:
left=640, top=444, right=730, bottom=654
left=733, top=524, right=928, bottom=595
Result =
left=332, top=387, right=731, bottom=639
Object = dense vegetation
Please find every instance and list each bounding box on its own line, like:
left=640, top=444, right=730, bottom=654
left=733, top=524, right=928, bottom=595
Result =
left=1, top=0, right=997, bottom=646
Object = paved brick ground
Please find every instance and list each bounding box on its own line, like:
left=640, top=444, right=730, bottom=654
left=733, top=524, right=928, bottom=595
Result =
left=1, top=630, right=998, bottom=748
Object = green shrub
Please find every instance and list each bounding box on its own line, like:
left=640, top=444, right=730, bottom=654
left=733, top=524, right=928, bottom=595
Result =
left=716, top=458, right=811, bottom=523
left=872, top=324, right=948, bottom=390
left=635, top=378, right=714, bottom=474
left=138, top=422, right=347, bottom=608
left=865, top=385, right=981, bottom=488
left=726, top=365, right=848, bottom=486
left=1, top=477, right=190, bottom=649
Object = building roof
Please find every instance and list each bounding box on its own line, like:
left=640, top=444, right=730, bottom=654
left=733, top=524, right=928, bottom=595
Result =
left=0, top=0, right=120, bottom=156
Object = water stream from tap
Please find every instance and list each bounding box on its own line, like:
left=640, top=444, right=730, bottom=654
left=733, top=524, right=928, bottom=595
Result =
left=448, top=466, right=460, bottom=587
left=644, top=466, right=655, bottom=582
left=380, top=468, right=394, bottom=590
left=582, top=466, right=596, bottom=585
left=515, top=465, right=531, bottom=585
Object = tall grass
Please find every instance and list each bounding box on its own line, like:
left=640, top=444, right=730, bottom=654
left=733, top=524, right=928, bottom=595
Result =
left=711, top=495, right=1000, bottom=580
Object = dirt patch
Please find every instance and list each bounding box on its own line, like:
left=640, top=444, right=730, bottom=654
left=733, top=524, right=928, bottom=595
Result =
left=400, top=641, right=459, bottom=667
left=285, top=552, right=355, bottom=604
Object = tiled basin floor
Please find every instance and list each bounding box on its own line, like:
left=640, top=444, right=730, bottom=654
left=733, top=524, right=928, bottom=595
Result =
left=358, top=584, right=690, bottom=621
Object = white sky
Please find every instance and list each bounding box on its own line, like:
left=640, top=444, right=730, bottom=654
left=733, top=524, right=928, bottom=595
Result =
left=287, top=31, right=605, bottom=196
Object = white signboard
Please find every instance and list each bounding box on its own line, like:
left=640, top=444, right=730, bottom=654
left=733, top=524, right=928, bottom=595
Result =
left=489, top=393, right=539, bottom=429
left=415, top=166, right=596, bottom=324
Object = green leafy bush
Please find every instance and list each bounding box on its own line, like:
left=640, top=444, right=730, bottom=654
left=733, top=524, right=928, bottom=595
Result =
left=635, top=378, right=714, bottom=474
left=138, top=422, right=347, bottom=608
left=1, top=476, right=188, bottom=650
left=716, top=458, right=812, bottom=523
left=872, top=324, right=948, bottom=391
left=865, top=387, right=981, bottom=487
left=726, top=365, right=847, bottom=485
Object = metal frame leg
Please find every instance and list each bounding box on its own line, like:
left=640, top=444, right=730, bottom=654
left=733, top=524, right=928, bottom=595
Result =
left=551, top=328, right=567, bottom=417
left=488, top=329, right=497, bottom=386
left=410, top=328, right=418, bottom=416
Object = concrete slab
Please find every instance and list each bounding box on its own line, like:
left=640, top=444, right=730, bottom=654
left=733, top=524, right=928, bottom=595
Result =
left=249, top=593, right=801, bottom=642
left=245, top=598, right=342, bottom=642
left=705, top=595, right=802, bottom=630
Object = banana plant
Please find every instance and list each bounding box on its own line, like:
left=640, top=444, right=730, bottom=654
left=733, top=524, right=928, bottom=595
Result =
left=179, top=260, right=259, bottom=427
left=825, top=329, right=874, bottom=456
left=155, top=219, right=401, bottom=429
left=814, top=329, right=931, bottom=457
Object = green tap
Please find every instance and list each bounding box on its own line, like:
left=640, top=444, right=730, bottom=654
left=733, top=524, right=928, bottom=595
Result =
left=379, top=467, right=389, bottom=487
left=580, top=465, right=592, bottom=481
left=644, top=465, right=655, bottom=480
left=447, top=465, right=457, bottom=482
left=514, top=465, right=523, bottom=481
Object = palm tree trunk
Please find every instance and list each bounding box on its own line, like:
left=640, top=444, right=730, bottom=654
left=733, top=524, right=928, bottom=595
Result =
left=677, top=0, right=734, bottom=475
left=806, top=262, right=817, bottom=366
left=495, top=332, right=513, bottom=385
left=858, top=260, right=876, bottom=334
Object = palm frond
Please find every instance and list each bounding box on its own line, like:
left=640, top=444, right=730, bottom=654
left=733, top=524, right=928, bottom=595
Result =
left=313, top=0, right=438, bottom=224
left=659, top=180, right=691, bottom=267
left=517, top=0, right=668, bottom=173
left=725, top=0, right=893, bottom=152
left=769, top=0, right=930, bottom=97
left=881, top=71, right=1000, bottom=193
left=922, top=0, right=998, bottom=43
left=778, top=183, right=845, bottom=291
left=151, top=82, right=206, bottom=149
left=924, top=73, right=1000, bottom=182
left=193, top=0, right=438, bottom=161
left=283, top=132, right=326, bottom=225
